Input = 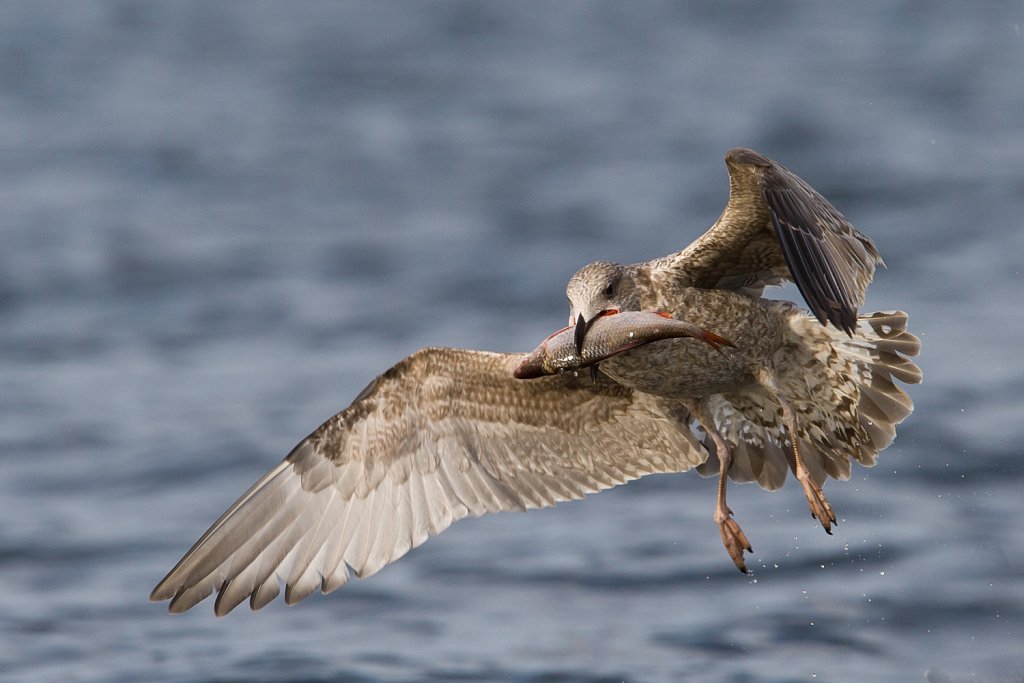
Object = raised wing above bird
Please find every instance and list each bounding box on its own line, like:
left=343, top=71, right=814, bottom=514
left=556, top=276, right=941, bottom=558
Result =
left=150, top=347, right=706, bottom=615
left=653, top=148, right=882, bottom=335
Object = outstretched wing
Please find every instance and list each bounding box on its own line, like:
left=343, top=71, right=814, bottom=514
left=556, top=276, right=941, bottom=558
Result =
left=653, top=148, right=882, bottom=335
left=150, top=347, right=706, bottom=615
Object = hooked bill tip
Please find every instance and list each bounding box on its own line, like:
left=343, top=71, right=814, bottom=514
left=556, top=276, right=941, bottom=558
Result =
left=573, top=313, right=587, bottom=354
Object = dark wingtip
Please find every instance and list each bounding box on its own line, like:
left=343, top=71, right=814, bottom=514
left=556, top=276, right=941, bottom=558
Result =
left=823, top=307, right=857, bottom=338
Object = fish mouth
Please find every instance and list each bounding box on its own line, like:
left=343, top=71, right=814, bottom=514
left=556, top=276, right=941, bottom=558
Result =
left=514, top=310, right=622, bottom=381
left=513, top=324, right=573, bottom=379
left=512, top=357, right=543, bottom=380
left=573, top=309, right=619, bottom=354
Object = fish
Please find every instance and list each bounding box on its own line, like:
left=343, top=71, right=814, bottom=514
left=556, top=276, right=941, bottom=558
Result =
left=513, top=310, right=734, bottom=379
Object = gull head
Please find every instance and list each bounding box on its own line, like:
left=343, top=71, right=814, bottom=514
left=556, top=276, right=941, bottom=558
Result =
left=565, top=260, right=641, bottom=353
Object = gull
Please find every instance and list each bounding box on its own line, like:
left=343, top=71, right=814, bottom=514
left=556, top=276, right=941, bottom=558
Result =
left=151, top=148, right=920, bottom=614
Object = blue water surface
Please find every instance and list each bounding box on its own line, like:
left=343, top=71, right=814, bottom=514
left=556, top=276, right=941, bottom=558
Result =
left=1, top=3, right=1022, bottom=682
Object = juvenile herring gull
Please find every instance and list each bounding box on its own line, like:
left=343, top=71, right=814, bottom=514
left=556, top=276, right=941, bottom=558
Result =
left=151, top=148, right=921, bottom=614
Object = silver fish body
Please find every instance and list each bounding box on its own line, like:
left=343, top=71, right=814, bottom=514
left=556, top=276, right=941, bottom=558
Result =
left=513, top=311, right=731, bottom=379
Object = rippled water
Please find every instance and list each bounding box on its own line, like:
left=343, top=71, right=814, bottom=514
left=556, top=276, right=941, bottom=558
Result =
left=2, top=2, right=1022, bottom=682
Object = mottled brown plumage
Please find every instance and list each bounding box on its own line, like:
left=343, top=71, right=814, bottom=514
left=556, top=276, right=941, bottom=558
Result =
left=566, top=148, right=917, bottom=571
left=151, top=148, right=920, bottom=613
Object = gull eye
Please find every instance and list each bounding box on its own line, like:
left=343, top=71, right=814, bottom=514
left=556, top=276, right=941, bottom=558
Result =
left=603, top=283, right=616, bottom=298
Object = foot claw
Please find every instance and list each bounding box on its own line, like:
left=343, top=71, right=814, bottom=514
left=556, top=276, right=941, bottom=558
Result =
left=718, top=514, right=753, bottom=573
left=798, top=475, right=836, bottom=534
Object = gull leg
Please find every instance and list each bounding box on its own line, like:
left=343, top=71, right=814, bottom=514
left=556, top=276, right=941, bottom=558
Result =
left=687, top=401, right=752, bottom=573
left=775, top=391, right=836, bottom=533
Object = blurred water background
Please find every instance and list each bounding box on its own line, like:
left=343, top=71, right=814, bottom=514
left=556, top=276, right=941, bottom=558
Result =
left=2, top=2, right=1023, bottom=682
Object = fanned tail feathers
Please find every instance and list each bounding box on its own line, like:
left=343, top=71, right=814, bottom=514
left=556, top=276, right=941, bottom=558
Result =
left=697, top=311, right=921, bottom=487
